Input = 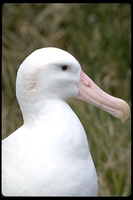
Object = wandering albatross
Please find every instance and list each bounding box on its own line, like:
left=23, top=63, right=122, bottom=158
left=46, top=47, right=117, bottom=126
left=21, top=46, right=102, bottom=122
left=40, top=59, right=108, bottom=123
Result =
left=2, top=47, right=130, bottom=196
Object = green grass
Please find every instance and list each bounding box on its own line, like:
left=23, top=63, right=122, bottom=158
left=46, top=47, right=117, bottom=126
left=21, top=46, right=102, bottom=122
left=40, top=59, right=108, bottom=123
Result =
left=2, top=3, right=131, bottom=196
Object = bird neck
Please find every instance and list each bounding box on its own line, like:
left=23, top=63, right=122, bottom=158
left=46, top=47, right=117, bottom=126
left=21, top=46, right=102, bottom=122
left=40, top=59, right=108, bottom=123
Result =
left=21, top=99, right=71, bottom=128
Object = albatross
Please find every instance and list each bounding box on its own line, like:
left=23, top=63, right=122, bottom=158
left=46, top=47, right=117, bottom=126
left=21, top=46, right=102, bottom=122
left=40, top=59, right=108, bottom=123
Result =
left=2, top=47, right=130, bottom=196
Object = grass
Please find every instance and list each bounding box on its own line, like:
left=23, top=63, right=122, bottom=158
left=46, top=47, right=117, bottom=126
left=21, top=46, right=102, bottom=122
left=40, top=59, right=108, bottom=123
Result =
left=2, top=3, right=131, bottom=196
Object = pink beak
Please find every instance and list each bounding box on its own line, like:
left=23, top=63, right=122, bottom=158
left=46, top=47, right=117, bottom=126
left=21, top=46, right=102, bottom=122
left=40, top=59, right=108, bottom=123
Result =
left=76, top=71, right=130, bottom=122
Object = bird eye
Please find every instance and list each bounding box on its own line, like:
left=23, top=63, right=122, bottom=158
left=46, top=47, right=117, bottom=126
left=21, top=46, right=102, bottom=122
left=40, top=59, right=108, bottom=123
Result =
left=61, top=65, right=68, bottom=71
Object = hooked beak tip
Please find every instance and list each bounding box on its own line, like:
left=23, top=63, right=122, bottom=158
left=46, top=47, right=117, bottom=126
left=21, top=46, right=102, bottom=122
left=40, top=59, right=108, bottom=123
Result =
left=116, top=99, right=130, bottom=122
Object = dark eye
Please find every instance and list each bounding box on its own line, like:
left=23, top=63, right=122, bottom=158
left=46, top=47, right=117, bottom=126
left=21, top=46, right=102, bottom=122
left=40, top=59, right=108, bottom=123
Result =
left=61, top=65, right=68, bottom=71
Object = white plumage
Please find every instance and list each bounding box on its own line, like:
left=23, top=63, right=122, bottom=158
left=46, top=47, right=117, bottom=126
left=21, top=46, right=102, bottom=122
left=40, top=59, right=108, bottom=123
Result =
left=2, top=47, right=130, bottom=196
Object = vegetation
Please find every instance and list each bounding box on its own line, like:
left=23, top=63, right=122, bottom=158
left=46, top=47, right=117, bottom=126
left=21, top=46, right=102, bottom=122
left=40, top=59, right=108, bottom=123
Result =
left=2, top=3, right=131, bottom=196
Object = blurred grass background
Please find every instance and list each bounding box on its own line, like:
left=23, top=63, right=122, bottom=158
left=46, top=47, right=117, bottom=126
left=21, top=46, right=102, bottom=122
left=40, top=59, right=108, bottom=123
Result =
left=2, top=3, right=131, bottom=196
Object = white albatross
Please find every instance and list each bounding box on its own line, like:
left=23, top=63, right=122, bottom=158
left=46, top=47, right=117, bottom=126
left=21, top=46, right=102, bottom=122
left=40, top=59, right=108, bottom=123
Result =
left=2, top=47, right=130, bottom=196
